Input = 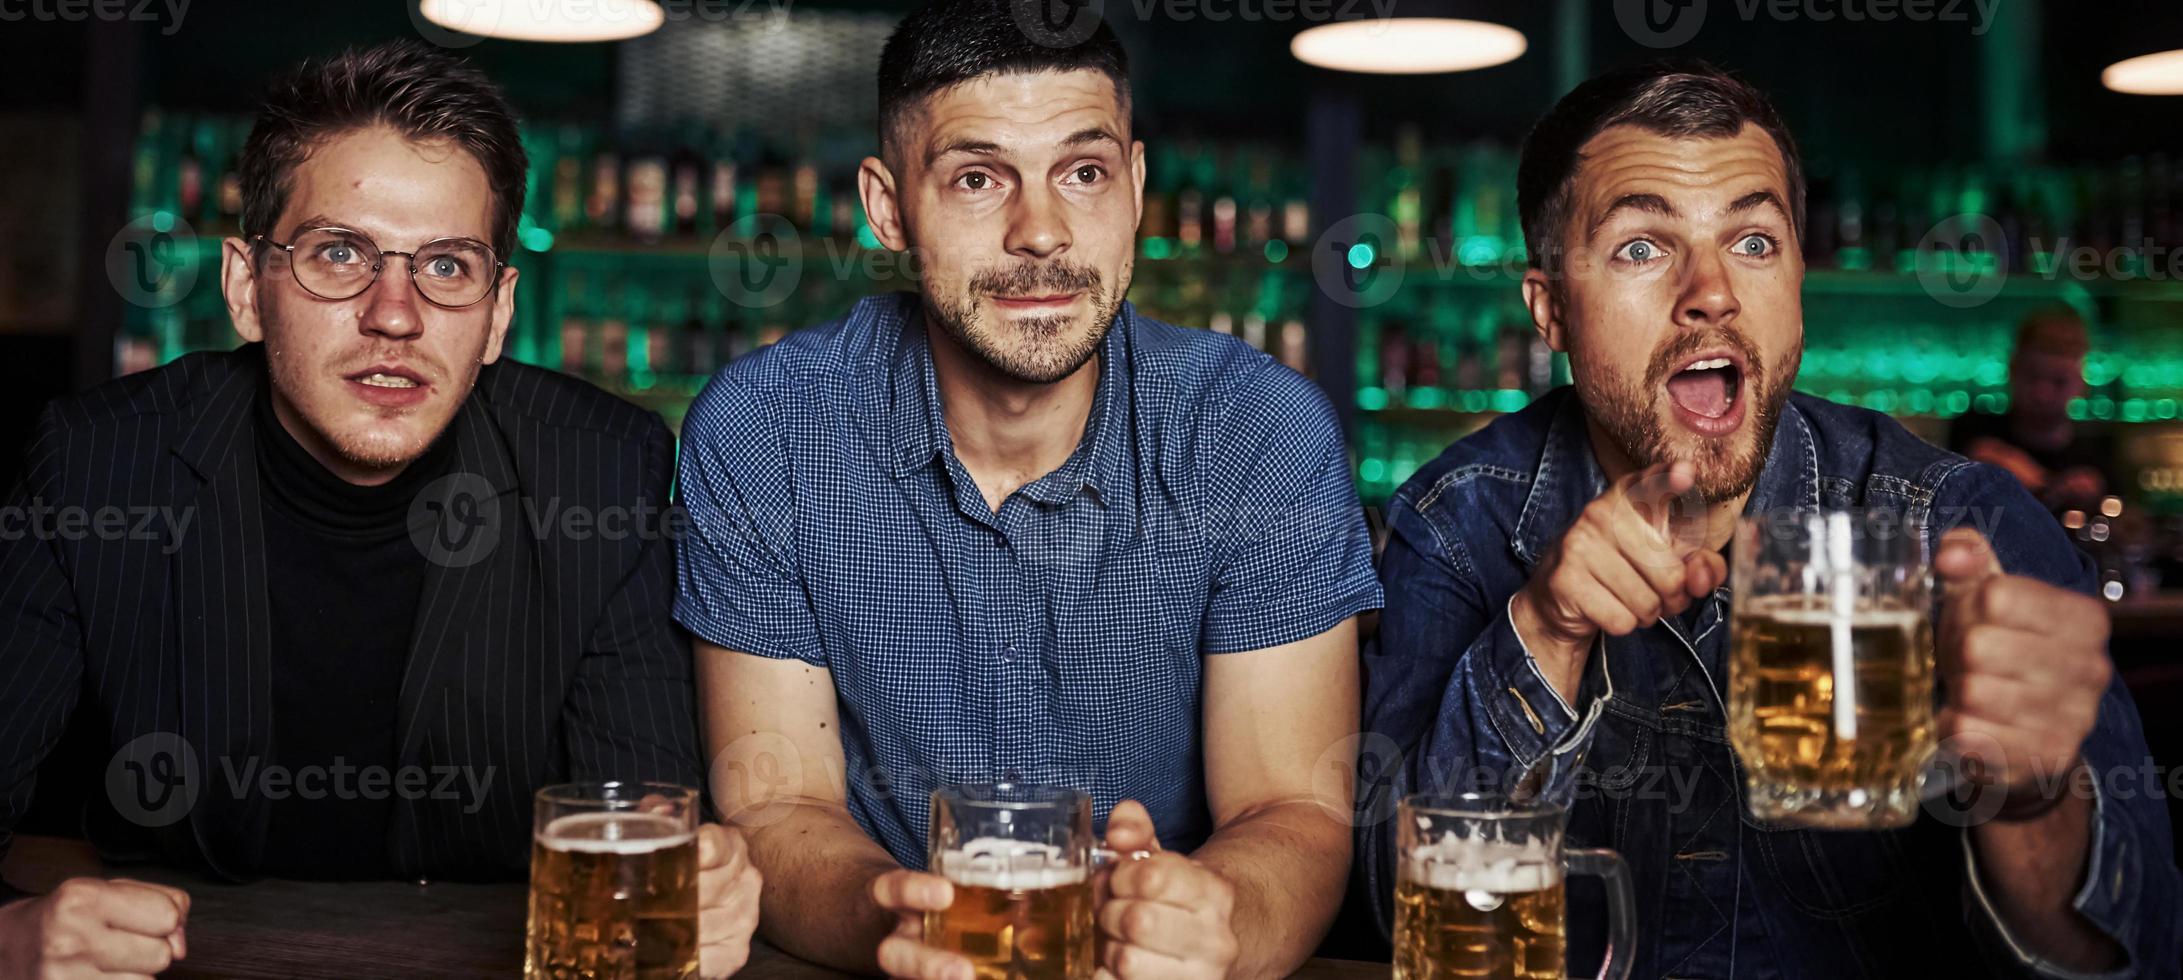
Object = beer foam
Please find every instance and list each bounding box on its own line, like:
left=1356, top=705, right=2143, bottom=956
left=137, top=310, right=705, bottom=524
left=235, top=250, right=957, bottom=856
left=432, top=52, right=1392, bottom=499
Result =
left=1739, top=597, right=1923, bottom=628
left=1403, top=837, right=1561, bottom=894
left=537, top=812, right=694, bottom=855
left=935, top=838, right=1086, bottom=890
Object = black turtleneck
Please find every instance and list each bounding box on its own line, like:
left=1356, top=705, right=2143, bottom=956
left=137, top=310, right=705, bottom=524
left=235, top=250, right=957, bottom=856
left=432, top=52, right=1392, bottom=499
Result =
left=253, top=388, right=455, bottom=880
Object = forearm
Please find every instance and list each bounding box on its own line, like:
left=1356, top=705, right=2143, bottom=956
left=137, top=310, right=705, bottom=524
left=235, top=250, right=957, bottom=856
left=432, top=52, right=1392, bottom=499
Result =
left=738, top=803, right=901, bottom=972
left=1969, top=792, right=2122, bottom=973
left=1190, top=800, right=1350, bottom=980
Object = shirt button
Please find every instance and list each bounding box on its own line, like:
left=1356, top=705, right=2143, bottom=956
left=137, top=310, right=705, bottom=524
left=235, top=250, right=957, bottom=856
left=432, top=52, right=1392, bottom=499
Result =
left=1001, top=641, right=1016, bottom=662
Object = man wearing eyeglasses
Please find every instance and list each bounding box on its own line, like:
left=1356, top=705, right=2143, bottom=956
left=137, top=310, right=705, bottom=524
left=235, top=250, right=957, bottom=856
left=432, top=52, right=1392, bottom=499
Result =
left=0, top=41, right=760, bottom=978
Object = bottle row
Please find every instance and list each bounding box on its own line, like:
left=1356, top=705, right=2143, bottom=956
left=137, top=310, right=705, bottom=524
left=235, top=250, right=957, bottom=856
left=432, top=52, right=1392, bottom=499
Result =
left=135, top=113, right=2183, bottom=277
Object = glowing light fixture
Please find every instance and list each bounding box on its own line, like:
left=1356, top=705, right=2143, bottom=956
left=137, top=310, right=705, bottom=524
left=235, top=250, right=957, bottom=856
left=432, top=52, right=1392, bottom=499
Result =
left=2103, top=49, right=2183, bottom=94
left=418, top=0, right=665, bottom=43
left=1290, top=17, right=1525, bottom=75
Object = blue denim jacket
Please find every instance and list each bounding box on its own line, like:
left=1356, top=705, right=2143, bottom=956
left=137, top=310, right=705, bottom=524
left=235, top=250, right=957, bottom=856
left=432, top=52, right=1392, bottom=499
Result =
left=1362, top=387, right=2181, bottom=979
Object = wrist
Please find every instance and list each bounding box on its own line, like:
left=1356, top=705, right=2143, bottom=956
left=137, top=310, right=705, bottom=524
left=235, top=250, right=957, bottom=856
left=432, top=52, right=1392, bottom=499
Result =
left=1510, top=588, right=1588, bottom=663
left=1991, top=757, right=2092, bottom=824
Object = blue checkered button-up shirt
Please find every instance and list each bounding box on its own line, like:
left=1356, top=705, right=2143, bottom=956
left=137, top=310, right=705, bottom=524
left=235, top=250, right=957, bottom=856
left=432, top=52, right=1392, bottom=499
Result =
left=673, top=291, right=1383, bottom=868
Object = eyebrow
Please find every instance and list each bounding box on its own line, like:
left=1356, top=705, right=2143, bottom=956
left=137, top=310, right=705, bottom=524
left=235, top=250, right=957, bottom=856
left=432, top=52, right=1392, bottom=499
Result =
left=1587, top=193, right=1677, bottom=239
left=1725, top=189, right=1793, bottom=224
left=925, top=127, right=1126, bottom=169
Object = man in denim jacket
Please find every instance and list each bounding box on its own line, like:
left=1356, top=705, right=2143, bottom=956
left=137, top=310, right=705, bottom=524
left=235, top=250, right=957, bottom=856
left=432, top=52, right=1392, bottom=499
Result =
left=1362, top=60, right=2180, bottom=978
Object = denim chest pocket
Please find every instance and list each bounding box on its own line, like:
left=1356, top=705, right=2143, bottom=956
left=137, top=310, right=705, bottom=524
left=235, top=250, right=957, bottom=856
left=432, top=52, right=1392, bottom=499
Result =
left=1744, top=817, right=1912, bottom=918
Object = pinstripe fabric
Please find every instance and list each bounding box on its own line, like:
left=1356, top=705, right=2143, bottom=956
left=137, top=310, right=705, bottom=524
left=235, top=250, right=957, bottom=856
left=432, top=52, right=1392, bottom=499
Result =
left=673, top=292, right=1385, bottom=869
left=0, top=345, right=702, bottom=884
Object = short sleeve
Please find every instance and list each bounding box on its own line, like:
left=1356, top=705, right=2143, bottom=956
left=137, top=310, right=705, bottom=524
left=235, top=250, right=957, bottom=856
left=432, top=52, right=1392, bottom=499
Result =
left=1200, top=363, right=1384, bottom=654
left=671, top=374, right=825, bottom=666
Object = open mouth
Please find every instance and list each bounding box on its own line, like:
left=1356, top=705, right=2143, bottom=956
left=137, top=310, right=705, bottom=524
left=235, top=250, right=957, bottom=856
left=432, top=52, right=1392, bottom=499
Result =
left=354, top=371, right=421, bottom=389
left=1663, top=351, right=1748, bottom=437
left=1667, top=356, right=1741, bottom=419
left=344, top=364, right=431, bottom=405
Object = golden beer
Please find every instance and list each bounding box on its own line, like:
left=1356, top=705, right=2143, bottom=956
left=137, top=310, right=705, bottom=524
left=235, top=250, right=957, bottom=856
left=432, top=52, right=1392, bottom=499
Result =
left=926, top=849, right=1095, bottom=980
left=525, top=811, right=699, bottom=980
left=1728, top=596, right=1935, bottom=828
left=1394, top=847, right=1567, bottom=980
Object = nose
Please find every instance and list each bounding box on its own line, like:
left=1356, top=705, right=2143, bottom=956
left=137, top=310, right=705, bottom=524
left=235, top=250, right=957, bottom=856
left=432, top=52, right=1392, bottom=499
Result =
left=356, top=257, right=426, bottom=341
left=1002, top=181, right=1070, bottom=261
left=1674, top=249, right=1739, bottom=329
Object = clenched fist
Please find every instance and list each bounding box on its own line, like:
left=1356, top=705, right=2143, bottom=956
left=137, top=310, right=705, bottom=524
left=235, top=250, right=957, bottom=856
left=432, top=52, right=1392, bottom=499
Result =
left=0, top=877, right=189, bottom=980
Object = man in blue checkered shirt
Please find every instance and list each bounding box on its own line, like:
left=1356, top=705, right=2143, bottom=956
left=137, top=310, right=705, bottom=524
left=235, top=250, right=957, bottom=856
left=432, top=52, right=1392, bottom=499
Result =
left=671, top=1, right=1382, bottom=976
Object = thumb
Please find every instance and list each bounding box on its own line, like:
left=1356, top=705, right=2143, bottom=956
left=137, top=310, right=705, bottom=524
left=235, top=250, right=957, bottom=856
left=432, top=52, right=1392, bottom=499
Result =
left=1935, top=527, right=2005, bottom=586
left=1102, top=800, right=1161, bottom=854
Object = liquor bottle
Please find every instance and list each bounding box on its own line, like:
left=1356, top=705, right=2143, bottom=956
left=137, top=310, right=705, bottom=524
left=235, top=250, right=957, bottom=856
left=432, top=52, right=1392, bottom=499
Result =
left=626, top=150, right=669, bottom=243
left=599, top=283, right=630, bottom=381
left=671, top=132, right=704, bottom=239
left=709, top=151, right=737, bottom=236
left=552, top=126, right=585, bottom=232
left=559, top=272, right=594, bottom=376
left=586, top=146, right=621, bottom=235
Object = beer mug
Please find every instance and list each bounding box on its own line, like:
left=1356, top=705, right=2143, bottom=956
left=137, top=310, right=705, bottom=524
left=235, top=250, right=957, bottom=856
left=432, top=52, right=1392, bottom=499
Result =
left=1394, top=794, right=1635, bottom=980
left=1729, top=509, right=1938, bottom=828
left=525, top=781, right=700, bottom=980
left=925, top=783, right=1104, bottom=980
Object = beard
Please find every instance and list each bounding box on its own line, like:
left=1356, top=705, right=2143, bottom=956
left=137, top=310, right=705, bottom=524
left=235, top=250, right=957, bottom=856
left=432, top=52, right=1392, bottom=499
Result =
left=927, top=259, right=1121, bottom=385
left=1577, top=329, right=1800, bottom=505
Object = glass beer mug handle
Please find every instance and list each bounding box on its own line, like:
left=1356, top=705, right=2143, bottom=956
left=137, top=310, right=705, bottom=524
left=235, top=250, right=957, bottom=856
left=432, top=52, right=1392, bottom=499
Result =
left=1566, top=849, right=1636, bottom=980
left=1091, top=847, right=1152, bottom=870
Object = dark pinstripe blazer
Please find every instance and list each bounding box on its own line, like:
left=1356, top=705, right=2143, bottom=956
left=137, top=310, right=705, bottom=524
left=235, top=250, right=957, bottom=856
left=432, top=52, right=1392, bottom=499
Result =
left=0, top=344, right=702, bottom=887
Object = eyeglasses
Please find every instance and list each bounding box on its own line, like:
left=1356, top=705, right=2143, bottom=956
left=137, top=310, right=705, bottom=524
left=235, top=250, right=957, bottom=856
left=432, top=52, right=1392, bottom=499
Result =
left=253, top=228, right=504, bottom=309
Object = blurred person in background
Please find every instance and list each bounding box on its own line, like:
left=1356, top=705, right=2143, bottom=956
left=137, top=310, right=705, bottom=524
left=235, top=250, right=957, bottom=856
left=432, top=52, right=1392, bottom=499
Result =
left=1951, top=309, right=2118, bottom=515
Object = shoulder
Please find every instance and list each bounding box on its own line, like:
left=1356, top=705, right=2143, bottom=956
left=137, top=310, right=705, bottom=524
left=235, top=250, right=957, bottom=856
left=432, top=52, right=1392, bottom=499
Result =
left=474, top=359, right=665, bottom=447
left=36, top=347, right=247, bottom=435
left=1792, top=393, right=1981, bottom=504
left=1792, top=393, right=2095, bottom=591
left=1128, top=309, right=1341, bottom=458
left=1390, top=389, right=1563, bottom=514
left=687, top=293, right=903, bottom=433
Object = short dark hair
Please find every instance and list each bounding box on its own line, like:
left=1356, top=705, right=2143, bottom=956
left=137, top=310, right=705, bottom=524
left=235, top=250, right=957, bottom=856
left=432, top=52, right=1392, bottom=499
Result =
left=876, top=0, right=1132, bottom=162
left=241, top=39, right=528, bottom=261
left=1517, top=59, right=1804, bottom=274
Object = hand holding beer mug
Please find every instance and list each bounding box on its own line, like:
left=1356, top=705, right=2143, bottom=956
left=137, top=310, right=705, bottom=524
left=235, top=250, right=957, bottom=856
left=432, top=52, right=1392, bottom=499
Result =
left=1393, top=794, right=1635, bottom=980
left=527, top=782, right=701, bottom=979
left=918, top=783, right=1100, bottom=980
left=1728, top=510, right=1940, bottom=828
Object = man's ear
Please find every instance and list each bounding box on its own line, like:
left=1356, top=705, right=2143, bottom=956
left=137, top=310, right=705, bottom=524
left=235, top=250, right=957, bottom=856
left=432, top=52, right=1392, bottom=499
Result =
left=858, top=154, right=908, bottom=253
left=482, top=265, right=520, bottom=366
left=222, top=236, right=265, bottom=344
left=1521, top=268, right=1568, bottom=353
left=1129, top=138, right=1146, bottom=230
